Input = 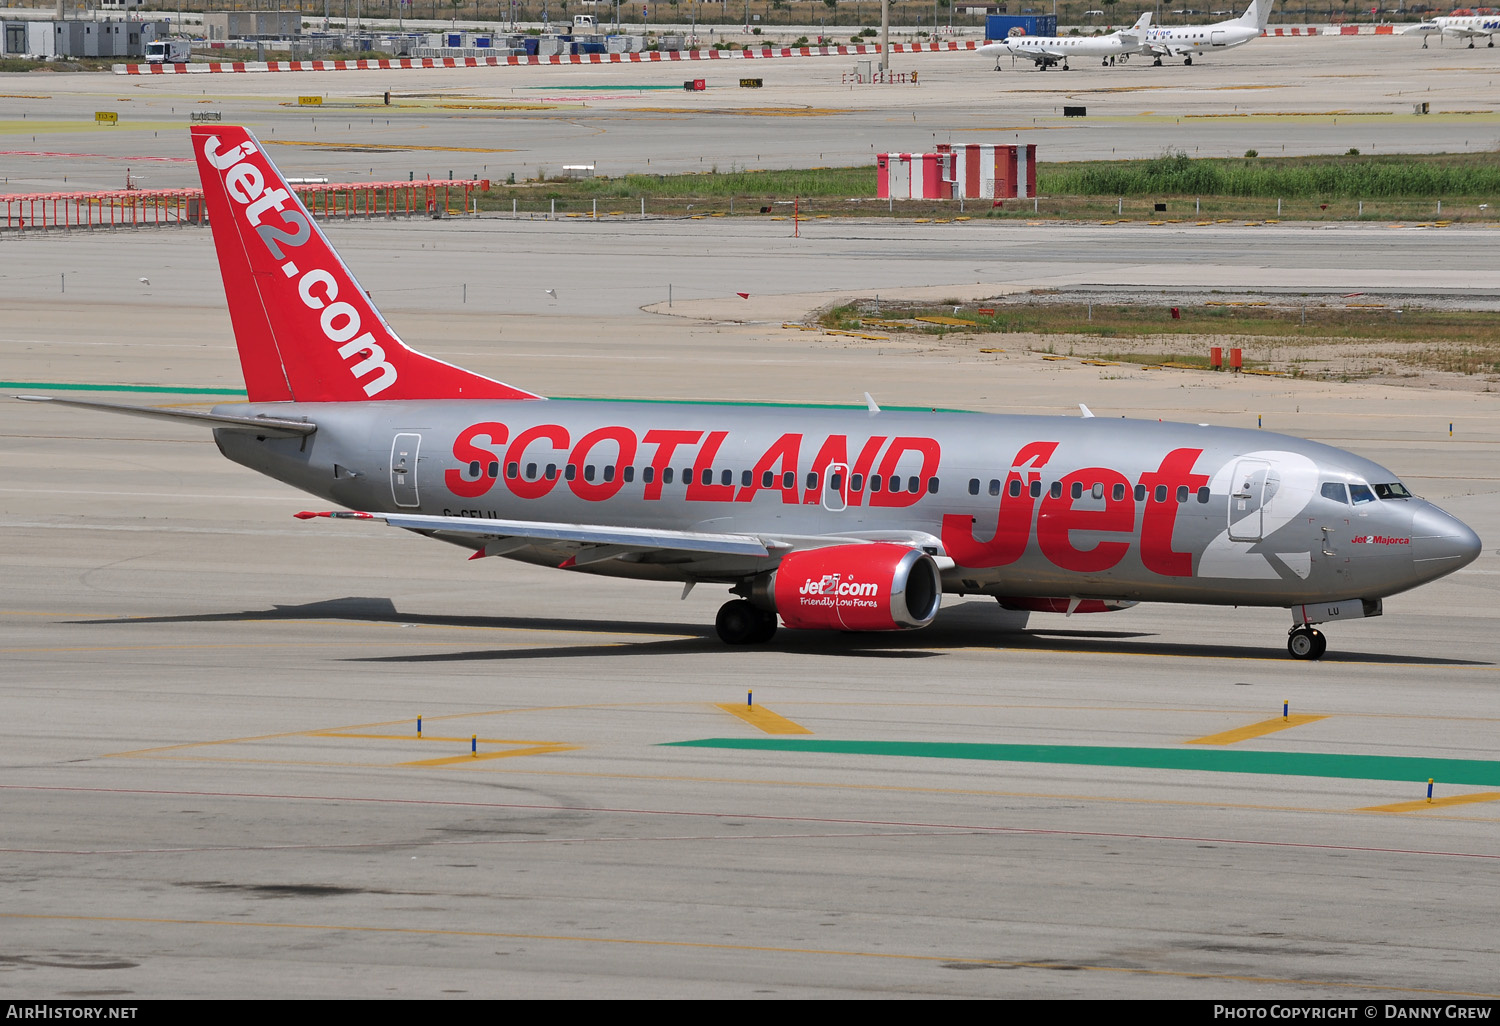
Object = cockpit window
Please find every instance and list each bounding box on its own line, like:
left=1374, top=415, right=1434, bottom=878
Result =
left=1374, top=482, right=1412, bottom=500
left=1349, top=483, right=1376, bottom=505
left=1320, top=482, right=1349, bottom=504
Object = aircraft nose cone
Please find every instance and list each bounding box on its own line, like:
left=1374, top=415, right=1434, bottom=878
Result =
left=1410, top=505, right=1482, bottom=576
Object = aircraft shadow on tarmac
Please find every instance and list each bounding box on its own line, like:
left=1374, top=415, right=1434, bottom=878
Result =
left=68, top=596, right=1490, bottom=667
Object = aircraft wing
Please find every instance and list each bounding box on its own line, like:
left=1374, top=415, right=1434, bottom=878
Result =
left=1441, top=24, right=1492, bottom=38
left=295, top=509, right=944, bottom=571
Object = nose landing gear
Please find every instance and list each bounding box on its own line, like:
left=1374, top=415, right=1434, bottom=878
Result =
left=1287, top=626, right=1326, bottom=660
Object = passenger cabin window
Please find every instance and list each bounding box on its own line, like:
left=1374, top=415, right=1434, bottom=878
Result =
left=585, top=465, right=596, bottom=482
left=1070, top=482, right=1083, bottom=500
left=1112, top=483, right=1125, bottom=501
left=762, top=470, right=774, bottom=488
left=506, top=462, right=519, bottom=479
left=701, top=468, right=713, bottom=486
left=968, top=478, right=980, bottom=496
left=742, top=470, right=753, bottom=488
left=1349, top=483, right=1376, bottom=504
left=487, top=461, right=499, bottom=479
left=565, top=464, right=577, bottom=481
left=907, top=476, right=920, bottom=494
left=1092, top=483, right=1104, bottom=500
left=870, top=475, right=882, bottom=493
left=1321, top=482, right=1349, bottom=504
left=1176, top=485, right=1189, bottom=503
left=829, top=473, right=843, bottom=490
left=1050, top=482, right=1063, bottom=499
left=1010, top=480, right=1022, bottom=497
left=1030, top=481, right=1042, bottom=498
left=1154, top=485, right=1167, bottom=503
left=545, top=464, right=557, bottom=480
left=989, top=479, right=1001, bottom=497
left=622, top=466, right=633, bottom=483
left=1197, top=486, right=1210, bottom=503
left=1134, top=484, right=1146, bottom=502
left=851, top=474, right=863, bottom=491
left=927, top=478, right=939, bottom=495
left=468, top=460, right=481, bottom=478
left=662, top=467, right=673, bottom=485
left=641, top=466, right=653, bottom=484
left=783, top=471, right=796, bottom=489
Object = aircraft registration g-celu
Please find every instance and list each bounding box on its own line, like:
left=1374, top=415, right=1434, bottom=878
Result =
left=21, top=127, right=1482, bottom=659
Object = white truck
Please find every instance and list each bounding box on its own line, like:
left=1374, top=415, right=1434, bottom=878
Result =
left=145, top=39, right=191, bottom=64
left=573, top=15, right=598, bottom=32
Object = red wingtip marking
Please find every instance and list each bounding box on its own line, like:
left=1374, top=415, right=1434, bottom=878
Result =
left=468, top=548, right=487, bottom=560
left=558, top=556, right=578, bottom=569
left=737, top=292, right=750, bottom=299
left=293, top=511, right=322, bottom=519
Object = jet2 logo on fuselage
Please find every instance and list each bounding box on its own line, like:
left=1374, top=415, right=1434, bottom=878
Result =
left=200, top=134, right=397, bottom=397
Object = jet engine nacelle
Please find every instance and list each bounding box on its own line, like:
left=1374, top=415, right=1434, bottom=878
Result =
left=757, top=543, right=942, bottom=631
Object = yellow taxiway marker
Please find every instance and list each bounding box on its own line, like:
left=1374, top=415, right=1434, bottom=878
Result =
left=1360, top=792, right=1500, bottom=814
left=715, top=703, right=812, bottom=735
left=1186, top=714, right=1326, bottom=746
left=400, top=742, right=577, bottom=767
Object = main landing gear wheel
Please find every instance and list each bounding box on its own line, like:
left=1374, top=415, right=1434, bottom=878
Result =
left=716, top=600, right=778, bottom=645
left=1287, top=627, right=1326, bottom=660
left=1184, top=55, right=1193, bottom=65
left=1153, top=56, right=1163, bottom=66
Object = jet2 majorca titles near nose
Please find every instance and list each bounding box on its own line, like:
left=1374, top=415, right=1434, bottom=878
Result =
left=21, top=126, right=1482, bottom=659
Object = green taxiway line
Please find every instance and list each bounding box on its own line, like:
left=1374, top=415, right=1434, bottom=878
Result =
left=4, top=382, right=248, bottom=396
left=662, top=739, right=1500, bottom=786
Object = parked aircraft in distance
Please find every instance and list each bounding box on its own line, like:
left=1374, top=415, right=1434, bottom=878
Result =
left=1402, top=9, right=1500, bottom=47
left=979, top=12, right=1152, bottom=70
left=1140, top=0, right=1274, bottom=64
left=19, top=127, right=1483, bottom=659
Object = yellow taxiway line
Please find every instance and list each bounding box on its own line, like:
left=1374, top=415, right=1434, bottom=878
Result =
left=1186, top=714, right=1326, bottom=746
left=1361, top=792, right=1500, bottom=814
left=715, top=703, right=812, bottom=735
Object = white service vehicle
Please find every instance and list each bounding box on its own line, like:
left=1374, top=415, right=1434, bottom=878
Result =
left=145, top=39, right=191, bottom=64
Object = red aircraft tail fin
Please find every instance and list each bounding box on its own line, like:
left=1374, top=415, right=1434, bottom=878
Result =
left=190, top=125, right=541, bottom=404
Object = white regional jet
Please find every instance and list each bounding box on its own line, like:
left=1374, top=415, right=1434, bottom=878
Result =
left=980, top=11, right=1152, bottom=70
left=1402, top=9, right=1500, bottom=48
left=1140, top=0, right=1274, bottom=65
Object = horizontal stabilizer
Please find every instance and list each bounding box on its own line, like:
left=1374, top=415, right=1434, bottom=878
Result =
left=16, top=395, right=316, bottom=437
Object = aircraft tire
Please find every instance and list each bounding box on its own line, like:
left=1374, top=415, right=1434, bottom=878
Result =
left=1184, top=56, right=1193, bottom=65
left=716, top=599, right=761, bottom=645
left=750, top=609, right=779, bottom=644
left=1287, top=627, right=1323, bottom=660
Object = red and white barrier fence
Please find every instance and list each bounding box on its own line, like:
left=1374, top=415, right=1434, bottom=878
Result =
left=1261, top=24, right=1398, bottom=35
left=2, top=179, right=488, bottom=231
left=115, top=39, right=979, bottom=75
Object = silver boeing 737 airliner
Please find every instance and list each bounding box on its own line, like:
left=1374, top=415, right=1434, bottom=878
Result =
left=20, top=127, right=1482, bottom=659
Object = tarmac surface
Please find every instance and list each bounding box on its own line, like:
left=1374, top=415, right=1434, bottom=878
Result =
left=3, top=34, right=1500, bottom=190
left=1, top=42, right=1499, bottom=1000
